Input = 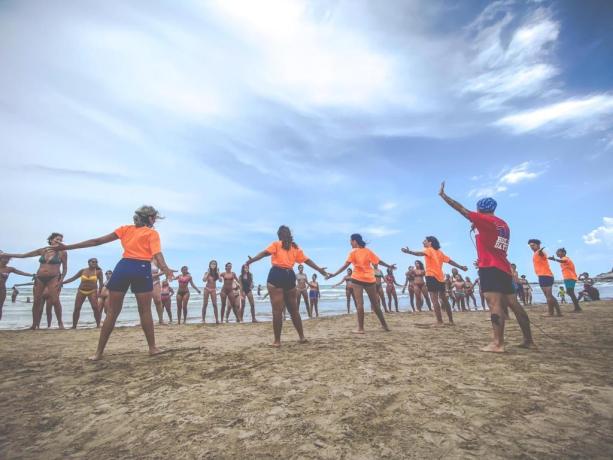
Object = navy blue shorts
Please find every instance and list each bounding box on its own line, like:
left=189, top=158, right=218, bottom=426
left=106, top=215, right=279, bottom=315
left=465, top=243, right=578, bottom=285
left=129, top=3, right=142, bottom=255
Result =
left=426, top=276, right=446, bottom=293
left=267, top=266, right=296, bottom=290
left=106, top=259, right=153, bottom=294
left=538, top=276, right=554, bottom=288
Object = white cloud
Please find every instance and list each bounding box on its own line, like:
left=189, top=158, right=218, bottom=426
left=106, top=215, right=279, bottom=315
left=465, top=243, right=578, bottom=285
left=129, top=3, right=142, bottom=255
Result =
left=380, top=202, right=398, bottom=211
left=495, top=94, right=613, bottom=133
left=364, top=226, right=401, bottom=238
left=583, top=217, right=613, bottom=246
left=468, top=161, right=543, bottom=198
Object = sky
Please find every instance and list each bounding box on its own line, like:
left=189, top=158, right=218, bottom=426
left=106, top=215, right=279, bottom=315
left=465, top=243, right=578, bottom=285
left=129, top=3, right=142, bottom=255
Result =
left=1, top=0, right=612, bottom=284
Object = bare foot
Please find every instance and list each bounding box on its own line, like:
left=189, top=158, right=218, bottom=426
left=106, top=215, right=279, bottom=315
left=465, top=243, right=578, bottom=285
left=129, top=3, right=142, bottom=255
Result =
left=298, top=338, right=308, bottom=344
left=571, top=309, right=582, bottom=313
left=541, top=314, right=554, bottom=317
left=480, top=343, right=505, bottom=353
left=88, top=353, right=103, bottom=361
left=383, top=327, right=391, bottom=332
left=518, top=341, right=538, bottom=350
left=58, top=324, right=65, bottom=330
left=148, top=347, right=165, bottom=356
left=447, top=322, right=455, bottom=326
left=269, top=342, right=281, bottom=348
left=352, top=330, right=365, bottom=334
left=433, top=322, right=445, bottom=328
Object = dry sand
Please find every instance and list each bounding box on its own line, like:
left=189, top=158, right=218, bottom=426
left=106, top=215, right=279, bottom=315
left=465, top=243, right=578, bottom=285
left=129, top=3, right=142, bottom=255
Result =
left=1, top=302, right=612, bottom=459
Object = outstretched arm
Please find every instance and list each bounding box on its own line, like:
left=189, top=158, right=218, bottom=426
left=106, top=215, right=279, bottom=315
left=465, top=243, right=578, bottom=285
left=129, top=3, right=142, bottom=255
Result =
left=189, top=276, right=201, bottom=293
left=1, top=248, right=44, bottom=258
left=401, top=247, right=425, bottom=257
left=62, top=269, right=84, bottom=285
left=152, top=252, right=174, bottom=280
left=332, top=276, right=347, bottom=288
left=304, top=259, right=328, bottom=277
left=327, top=262, right=351, bottom=279
left=448, top=259, right=468, bottom=271
left=379, top=260, right=397, bottom=270
left=245, top=250, right=271, bottom=266
left=439, top=181, right=470, bottom=219
left=9, top=268, right=35, bottom=277
left=60, top=233, right=119, bottom=251
left=548, top=256, right=563, bottom=263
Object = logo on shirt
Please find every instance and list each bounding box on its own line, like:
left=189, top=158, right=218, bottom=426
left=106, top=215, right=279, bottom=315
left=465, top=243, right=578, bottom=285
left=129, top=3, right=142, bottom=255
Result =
left=494, top=222, right=510, bottom=253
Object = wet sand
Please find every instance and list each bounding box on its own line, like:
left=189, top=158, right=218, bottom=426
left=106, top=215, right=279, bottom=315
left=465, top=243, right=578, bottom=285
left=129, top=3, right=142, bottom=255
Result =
left=1, top=301, right=612, bottom=459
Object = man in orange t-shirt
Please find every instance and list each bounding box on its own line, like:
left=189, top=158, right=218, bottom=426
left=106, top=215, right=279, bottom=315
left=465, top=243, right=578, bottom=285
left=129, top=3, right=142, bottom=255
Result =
left=548, top=248, right=582, bottom=312
left=528, top=239, right=562, bottom=317
left=402, top=236, right=467, bottom=326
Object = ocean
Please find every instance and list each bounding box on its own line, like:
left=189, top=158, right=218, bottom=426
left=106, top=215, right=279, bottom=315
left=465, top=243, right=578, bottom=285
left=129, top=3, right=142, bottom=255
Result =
left=2, top=282, right=612, bottom=330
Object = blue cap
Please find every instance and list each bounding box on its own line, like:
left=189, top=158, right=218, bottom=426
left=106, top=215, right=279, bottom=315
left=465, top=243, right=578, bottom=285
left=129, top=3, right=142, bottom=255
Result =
left=476, top=197, right=497, bottom=213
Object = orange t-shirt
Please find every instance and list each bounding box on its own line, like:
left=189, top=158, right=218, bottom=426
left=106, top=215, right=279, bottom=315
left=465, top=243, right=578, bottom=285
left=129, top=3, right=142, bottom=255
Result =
left=532, top=251, right=553, bottom=277
left=423, top=247, right=450, bottom=282
left=346, top=247, right=380, bottom=283
left=114, top=225, right=161, bottom=260
left=560, top=256, right=577, bottom=281
left=266, top=241, right=308, bottom=269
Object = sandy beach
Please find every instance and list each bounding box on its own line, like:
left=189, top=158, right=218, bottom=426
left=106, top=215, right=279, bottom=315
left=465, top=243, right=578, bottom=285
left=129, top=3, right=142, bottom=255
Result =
left=1, top=302, right=612, bottom=459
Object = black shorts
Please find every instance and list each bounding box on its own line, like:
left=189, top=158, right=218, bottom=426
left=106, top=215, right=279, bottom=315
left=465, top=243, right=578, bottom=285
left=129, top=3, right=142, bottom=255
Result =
left=267, top=266, right=296, bottom=290
left=106, top=258, right=153, bottom=294
left=538, top=276, right=554, bottom=288
left=426, top=276, right=445, bottom=293
left=350, top=278, right=376, bottom=288
left=478, top=267, right=514, bottom=295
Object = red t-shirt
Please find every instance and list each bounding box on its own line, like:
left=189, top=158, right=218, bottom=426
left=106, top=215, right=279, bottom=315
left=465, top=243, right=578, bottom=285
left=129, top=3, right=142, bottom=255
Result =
left=468, top=212, right=511, bottom=275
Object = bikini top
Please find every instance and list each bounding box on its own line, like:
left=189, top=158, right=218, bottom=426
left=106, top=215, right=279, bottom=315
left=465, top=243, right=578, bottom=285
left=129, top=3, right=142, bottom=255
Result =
left=0, top=272, right=9, bottom=280
left=39, top=251, right=62, bottom=265
left=81, top=271, right=98, bottom=282
left=178, top=275, right=190, bottom=284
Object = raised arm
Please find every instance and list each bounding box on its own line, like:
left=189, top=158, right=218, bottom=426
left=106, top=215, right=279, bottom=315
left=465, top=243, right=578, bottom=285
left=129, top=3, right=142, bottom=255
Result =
left=327, top=262, right=351, bottom=279
left=548, top=256, right=563, bottom=263
left=62, top=269, right=84, bottom=285
left=1, top=248, right=44, bottom=259
left=378, top=260, right=397, bottom=270
left=401, top=247, right=425, bottom=257
left=438, top=181, right=470, bottom=219
left=332, top=276, right=348, bottom=288
left=304, top=258, right=328, bottom=278
left=59, top=233, right=119, bottom=251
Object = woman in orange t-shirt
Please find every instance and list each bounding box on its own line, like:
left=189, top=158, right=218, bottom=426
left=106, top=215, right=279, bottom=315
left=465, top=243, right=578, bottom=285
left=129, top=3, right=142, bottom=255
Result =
left=327, top=233, right=395, bottom=334
left=245, top=225, right=328, bottom=347
left=528, top=239, right=562, bottom=317
left=548, top=248, right=582, bottom=312
left=49, top=206, right=175, bottom=361
left=402, top=236, right=467, bottom=326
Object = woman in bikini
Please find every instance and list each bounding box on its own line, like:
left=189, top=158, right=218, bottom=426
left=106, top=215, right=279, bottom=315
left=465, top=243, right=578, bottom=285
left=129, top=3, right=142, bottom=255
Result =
left=327, top=234, right=393, bottom=334
left=412, top=261, right=431, bottom=312
left=174, top=266, right=200, bottom=324
left=0, top=254, right=34, bottom=321
left=332, top=268, right=357, bottom=314
left=160, top=280, right=174, bottom=322
left=240, top=264, right=257, bottom=322
left=98, top=270, right=113, bottom=318
left=202, top=260, right=220, bottom=323
left=452, top=274, right=467, bottom=312
left=2, top=233, right=67, bottom=329
left=295, top=264, right=311, bottom=318
left=402, top=266, right=416, bottom=312
left=308, top=274, right=321, bottom=318
left=246, top=225, right=328, bottom=347
left=151, top=261, right=165, bottom=325
left=384, top=267, right=403, bottom=312
left=464, top=276, right=477, bottom=309
left=373, top=264, right=390, bottom=313
left=62, top=258, right=104, bottom=328
left=220, top=263, right=242, bottom=323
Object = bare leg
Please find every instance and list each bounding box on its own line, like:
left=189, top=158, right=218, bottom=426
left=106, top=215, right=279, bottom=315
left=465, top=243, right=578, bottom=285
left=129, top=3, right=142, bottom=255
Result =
left=220, top=292, right=227, bottom=322
left=505, top=294, right=535, bottom=348
left=392, top=290, right=399, bottom=312
left=568, top=288, right=582, bottom=312
left=135, top=291, right=161, bottom=355
left=31, top=280, right=47, bottom=330
left=72, top=292, right=87, bottom=329
left=284, top=288, right=305, bottom=341
left=352, top=284, right=366, bottom=333
left=152, top=283, right=163, bottom=324
left=176, top=293, right=183, bottom=324
left=542, top=286, right=562, bottom=316
left=163, top=298, right=173, bottom=322
left=346, top=289, right=352, bottom=314
left=247, top=292, right=257, bottom=322
left=365, top=284, right=390, bottom=331
left=46, top=299, right=52, bottom=327
left=441, top=293, right=454, bottom=323
left=415, top=287, right=423, bottom=312
left=481, top=292, right=505, bottom=353
left=182, top=292, right=190, bottom=323
left=90, top=291, right=125, bottom=361
left=202, top=290, right=210, bottom=322
left=268, top=284, right=285, bottom=346
left=88, top=293, right=102, bottom=327
left=409, top=287, right=415, bottom=312
left=429, top=290, right=444, bottom=325
left=422, top=286, right=432, bottom=311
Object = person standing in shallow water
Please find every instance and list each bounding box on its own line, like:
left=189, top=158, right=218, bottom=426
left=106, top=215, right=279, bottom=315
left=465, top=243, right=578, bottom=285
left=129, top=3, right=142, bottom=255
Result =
left=246, top=225, right=328, bottom=347
left=528, top=239, right=562, bottom=317
left=295, top=264, right=311, bottom=318
left=62, top=258, right=104, bottom=328
left=439, top=183, right=535, bottom=352
left=327, top=234, right=393, bottom=334
left=0, top=254, right=34, bottom=321
left=402, top=236, right=466, bottom=326
left=45, top=206, right=174, bottom=360
left=332, top=268, right=357, bottom=314
left=548, top=248, right=582, bottom=313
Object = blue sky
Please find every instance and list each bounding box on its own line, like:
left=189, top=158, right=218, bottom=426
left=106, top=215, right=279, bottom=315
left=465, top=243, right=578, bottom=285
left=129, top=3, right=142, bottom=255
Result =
left=1, top=0, right=612, bottom=283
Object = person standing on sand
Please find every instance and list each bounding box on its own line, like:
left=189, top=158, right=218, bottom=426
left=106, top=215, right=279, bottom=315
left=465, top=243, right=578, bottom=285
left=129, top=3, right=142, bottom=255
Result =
left=384, top=267, right=403, bottom=312
left=332, top=268, right=357, bottom=314
left=402, top=237, right=466, bottom=326
left=373, top=264, right=390, bottom=313
left=0, top=254, right=34, bottom=320
left=62, top=258, right=104, bottom=328
left=327, top=234, right=393, bottom=334
left=438, top=183, right=535, bottom=352
left=160, top=280, right=174, bottom=322
left=402, top=266, right=416, bottom=312
left=548, top=248, right=582, bottom=312
left=464, top=277, right=477, bottom=309
left=220, top=263, right=241, bottom=323
left=308, top=274, right=320, bottom=318
left=174, top=266, right=200, bottom=324
left=98, top=270, right=113, bottom=317
left=528, top=239, right=562, bottom=317
left=45, top=206, right=174, bottom=360
left=2, top=233, right=67, bottom=329
left=412, top=261, right=432, bottom=312
left=296, top=264, right=311, bottom=318
left=519, top=276, right=532, bottom=305
left=240, top=264, right=258, bottom=323
left=202, top=260, right=221, bottom=323
left=245, top=225, right=328, bottom=347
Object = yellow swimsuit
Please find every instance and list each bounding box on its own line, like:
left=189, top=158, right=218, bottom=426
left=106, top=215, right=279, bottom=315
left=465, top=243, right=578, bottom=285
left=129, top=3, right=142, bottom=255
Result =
left=79, top=272, right=98, bottom=296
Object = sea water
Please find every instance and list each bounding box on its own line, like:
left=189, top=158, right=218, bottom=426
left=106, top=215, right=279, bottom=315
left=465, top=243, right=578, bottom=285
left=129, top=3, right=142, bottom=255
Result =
left=2, top=282, right=611, bottom=330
